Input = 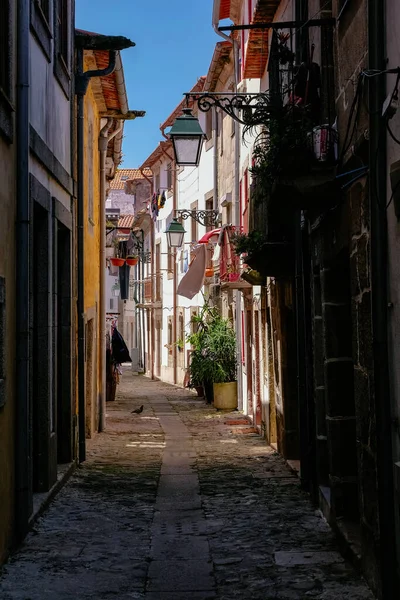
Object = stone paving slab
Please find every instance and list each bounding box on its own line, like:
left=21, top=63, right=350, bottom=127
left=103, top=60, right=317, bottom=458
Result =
left=147, top=559, right=215, bottom=591
left=151, top=534, right=210, bottom=559
left=0, top=370, right=375, bottom=599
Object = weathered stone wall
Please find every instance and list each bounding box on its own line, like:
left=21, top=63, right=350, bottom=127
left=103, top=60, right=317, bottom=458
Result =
left=306, top=0, right=379, bottom=592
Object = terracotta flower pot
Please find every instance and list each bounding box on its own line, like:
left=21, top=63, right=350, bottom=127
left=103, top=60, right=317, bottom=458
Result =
left=205, top=268, right=214, bottom=278
left=110, top=257, right=125, bottom=267
left=126, top=257, right=139, bottom=267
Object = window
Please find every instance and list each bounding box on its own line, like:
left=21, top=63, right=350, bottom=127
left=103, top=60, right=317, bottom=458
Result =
left=0, top=278, right=5, bottom=408
left=167, top=162, right=172, bottom=191
left=155, top=172, right=160, bottom=193
left=155, top=243, right=162, bottom=301
left=0, top=1, right=10, bottom=95
left=167, top=316, right=173, bottom=367
left=54, top=0, right=71, bottom=97
left=178, top=311, right=184, bottom=367
left=31, top=0, right=52, bottom=60
left=0, top=0, right=12, bottom=141
left=206, top=198, right=213, bottom=233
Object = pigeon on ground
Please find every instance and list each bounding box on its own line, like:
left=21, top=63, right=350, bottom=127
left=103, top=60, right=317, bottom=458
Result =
left=131, top=405, right=144, bottom=414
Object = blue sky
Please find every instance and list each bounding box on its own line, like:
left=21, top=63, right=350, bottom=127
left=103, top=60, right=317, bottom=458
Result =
left=76, top=0, right=221, bottom=168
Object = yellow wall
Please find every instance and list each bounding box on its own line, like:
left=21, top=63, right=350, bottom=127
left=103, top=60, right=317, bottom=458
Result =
left=83, top=62, right=101, bottom=313
left=0, top=133, right=16, bottom=562
left=83, top=56, right=103, bottom=434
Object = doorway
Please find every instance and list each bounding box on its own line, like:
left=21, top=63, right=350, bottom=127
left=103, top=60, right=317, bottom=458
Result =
left=32, top=202, right=57, bottom=492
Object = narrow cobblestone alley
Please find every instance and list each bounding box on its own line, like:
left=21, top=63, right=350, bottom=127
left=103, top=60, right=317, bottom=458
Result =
left=0, top=370, right=374, bottom=600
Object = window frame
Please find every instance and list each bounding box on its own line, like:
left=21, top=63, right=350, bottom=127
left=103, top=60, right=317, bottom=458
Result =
left=30, top=0, right=52, bottom=61
left=54, top=0, right=71, bottom=98
left=0, top=0, right=13, bottom=142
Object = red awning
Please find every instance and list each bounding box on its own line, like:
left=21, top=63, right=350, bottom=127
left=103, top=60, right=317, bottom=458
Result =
left=197, top=228, right=221, bottom=244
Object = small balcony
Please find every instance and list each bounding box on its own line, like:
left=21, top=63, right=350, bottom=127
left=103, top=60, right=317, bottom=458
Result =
left=219, top=226, right=251, bottom=290
left=248, top=18, right=338, bottom=209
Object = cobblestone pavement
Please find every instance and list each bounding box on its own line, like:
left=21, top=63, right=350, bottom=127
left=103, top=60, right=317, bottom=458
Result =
left=0, top=369, right=375, bottom=599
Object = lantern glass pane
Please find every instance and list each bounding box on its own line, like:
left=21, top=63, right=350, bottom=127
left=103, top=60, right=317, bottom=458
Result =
left=167, top=230, right=185, bottom=248
left=173, top=136, right=203, bottom=166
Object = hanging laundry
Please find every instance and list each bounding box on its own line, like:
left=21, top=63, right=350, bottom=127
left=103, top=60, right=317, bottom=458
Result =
left=151, top=192, right=159, bottom=222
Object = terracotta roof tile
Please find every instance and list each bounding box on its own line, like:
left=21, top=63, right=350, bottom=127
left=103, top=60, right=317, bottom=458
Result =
left=243, top=1, right=280, bottom=79
left=219, top=0, right=231, bottom=20
left=110, top=168, right=152, bottom=190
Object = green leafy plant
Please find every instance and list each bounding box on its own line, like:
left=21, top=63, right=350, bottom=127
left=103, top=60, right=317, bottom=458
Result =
left=187, top=302, right=237, bottom=387
left=249, top=109, right=314, bottom=205
left=230, top=230, right=268, bottom=257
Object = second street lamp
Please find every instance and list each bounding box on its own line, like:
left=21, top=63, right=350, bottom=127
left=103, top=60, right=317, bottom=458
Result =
left=167, top=107, right=206, bottom=166
left=165, top=218, right=186, bottom=248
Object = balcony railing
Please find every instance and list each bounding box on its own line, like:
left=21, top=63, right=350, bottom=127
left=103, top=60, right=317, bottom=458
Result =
left=219, top=226, right=240, bottom=283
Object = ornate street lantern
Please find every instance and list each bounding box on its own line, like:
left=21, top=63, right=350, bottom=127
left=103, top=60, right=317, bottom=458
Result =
left=165, top=218, right=186, bottom=248
left=167, top=108, right=206, bottom=166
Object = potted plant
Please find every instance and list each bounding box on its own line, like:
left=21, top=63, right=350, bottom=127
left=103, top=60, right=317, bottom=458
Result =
left=230, top=229, right=293, bottom=277
left=126, top=255, right=139, bottom=267
left=187, top=303, right=237, bottom=408
left=110, top=257, right=125, bottom=267
left=203, top=315, right=237, bottom=410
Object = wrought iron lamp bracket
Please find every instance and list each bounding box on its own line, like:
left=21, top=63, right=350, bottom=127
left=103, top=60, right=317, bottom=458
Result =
left=184, top=92, right=273, bottom=127
left=175, top=209, right=219, bottom=228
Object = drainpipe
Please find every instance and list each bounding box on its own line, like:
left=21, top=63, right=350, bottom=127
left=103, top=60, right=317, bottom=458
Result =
left=213, top=2, right=243, bottom=409
left=98, top=118, right=122, bottom=432
left=173, top=164, right=178, bottom=385
left=368, top=2, right=399, bottom=597
left=15, top=0, right=31, bottom=539
left=159, top=133, right=178, bottom=385
left=76, top=48, right=117, bottom=463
